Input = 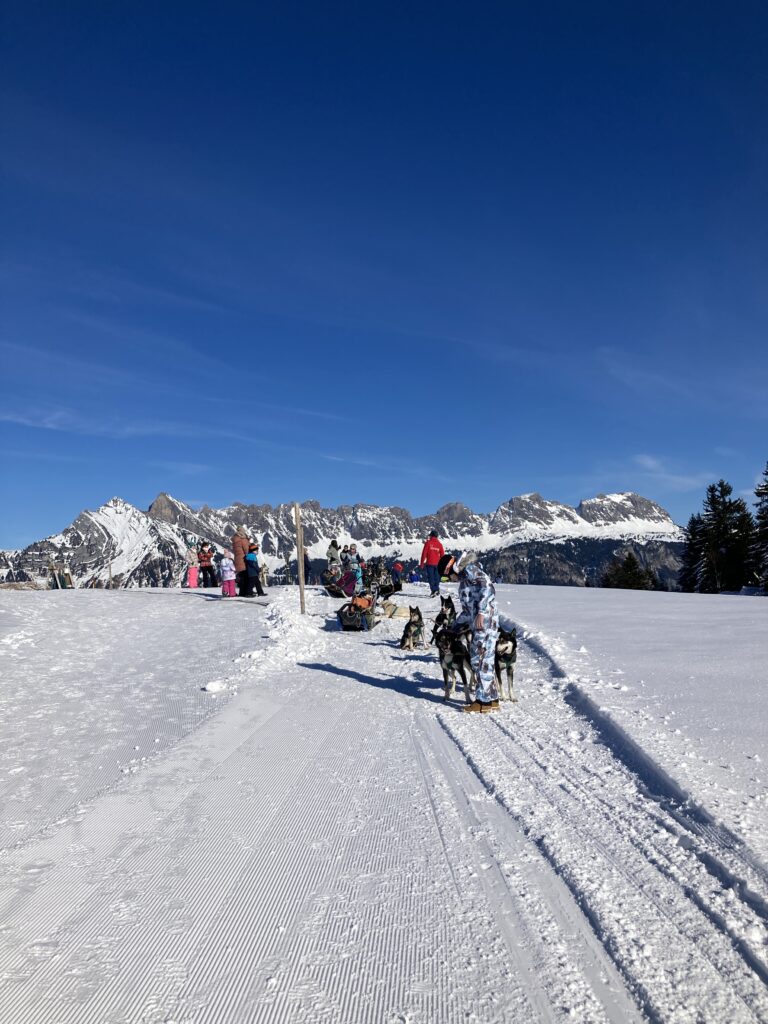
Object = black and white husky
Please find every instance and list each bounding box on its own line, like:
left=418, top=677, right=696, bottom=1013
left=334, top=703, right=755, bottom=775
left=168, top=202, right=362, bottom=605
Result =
left=435, top=627, right=474, bottom=703
left=430, top=595, right=457, bottom=645
left=494, top=626, right=518, bottom=702
left=399, top=606, right=425, bottom=650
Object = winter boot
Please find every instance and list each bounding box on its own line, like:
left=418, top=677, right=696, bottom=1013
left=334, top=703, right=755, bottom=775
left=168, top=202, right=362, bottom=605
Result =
left=462, top=700, right=485, bottom=713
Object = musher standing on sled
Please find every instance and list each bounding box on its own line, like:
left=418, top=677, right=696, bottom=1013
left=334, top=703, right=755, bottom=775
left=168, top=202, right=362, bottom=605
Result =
left=438, top=551, right=499, bottom=713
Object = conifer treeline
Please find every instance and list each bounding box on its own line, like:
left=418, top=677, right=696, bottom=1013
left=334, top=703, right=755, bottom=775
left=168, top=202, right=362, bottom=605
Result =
left=679, top=463, right=768, bottom=594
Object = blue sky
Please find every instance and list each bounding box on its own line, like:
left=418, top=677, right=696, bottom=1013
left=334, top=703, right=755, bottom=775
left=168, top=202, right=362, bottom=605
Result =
left=2, top=2, right=766, bottom=548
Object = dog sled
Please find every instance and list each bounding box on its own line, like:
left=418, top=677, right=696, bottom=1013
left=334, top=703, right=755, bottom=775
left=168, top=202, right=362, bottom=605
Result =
left=323, top=567, right=359, bottom=599
left=337, top=591, right=379, bottom=631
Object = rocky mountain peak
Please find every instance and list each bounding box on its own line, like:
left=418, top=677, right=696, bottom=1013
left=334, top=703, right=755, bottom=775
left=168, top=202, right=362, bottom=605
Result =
left=2, top=489, right=684, bottom=589
left=576, top=492, right=672, bottom=526
left=147, top=492, right=180, bottom=522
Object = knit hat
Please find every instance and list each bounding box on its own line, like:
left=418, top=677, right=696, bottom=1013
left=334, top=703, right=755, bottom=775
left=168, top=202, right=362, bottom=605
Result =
left=456, top=551, right=477, bottom=572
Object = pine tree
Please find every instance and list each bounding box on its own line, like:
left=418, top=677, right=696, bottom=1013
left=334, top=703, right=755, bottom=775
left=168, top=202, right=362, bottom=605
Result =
left=678, top=513, right=704, bottom=592
left=698, top=479, right=755, bottom=593
left=753, top=462, right=768, bottom=592
left=601, top=552, right=655, bottom=590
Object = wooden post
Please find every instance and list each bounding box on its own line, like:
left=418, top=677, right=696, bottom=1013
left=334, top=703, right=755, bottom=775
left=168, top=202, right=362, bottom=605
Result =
left=294, top=502, right=306, bottom=615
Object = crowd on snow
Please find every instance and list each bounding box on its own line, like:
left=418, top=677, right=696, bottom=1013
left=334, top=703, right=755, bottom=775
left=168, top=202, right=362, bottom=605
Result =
left=184, top=526, right=503, bottom=713
left=183, top=528, right=269, bottom=599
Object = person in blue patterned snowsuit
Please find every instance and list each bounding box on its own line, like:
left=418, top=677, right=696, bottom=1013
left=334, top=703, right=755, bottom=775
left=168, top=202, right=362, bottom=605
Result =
left=438, top=552, right=499, bottom=712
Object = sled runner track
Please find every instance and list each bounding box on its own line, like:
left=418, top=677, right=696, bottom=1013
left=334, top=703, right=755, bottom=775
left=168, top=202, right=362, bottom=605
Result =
left=490, top=709, right=768, bottom=990
left=439, top=716, right=768, bottom=1022
left=413, top=721, right=645, bottom=1024
left=438, top=644, right=768, bottom=1024
left=563, top=683, right=768, bottom=894
left=520, top=630, right=768, bottom=910
left=513, top=688, right=768, bottom=934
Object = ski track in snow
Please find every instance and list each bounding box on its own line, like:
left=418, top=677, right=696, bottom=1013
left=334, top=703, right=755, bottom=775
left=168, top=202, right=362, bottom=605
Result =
left=0, top=587, right=766, bottom=1023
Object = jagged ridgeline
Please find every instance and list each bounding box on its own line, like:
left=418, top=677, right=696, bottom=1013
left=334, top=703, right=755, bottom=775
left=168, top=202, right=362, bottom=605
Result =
left=0, top=492, right=685, bottom=589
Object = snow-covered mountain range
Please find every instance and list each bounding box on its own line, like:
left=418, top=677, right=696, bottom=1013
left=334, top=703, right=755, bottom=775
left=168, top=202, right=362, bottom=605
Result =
left=0, top=491, right=685, bottom=589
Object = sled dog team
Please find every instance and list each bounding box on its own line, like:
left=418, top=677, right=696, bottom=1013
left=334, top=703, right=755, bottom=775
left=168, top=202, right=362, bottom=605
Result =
left=391, top=547, right=517, bottom=714
left=400, top=597, right=518, bottom=711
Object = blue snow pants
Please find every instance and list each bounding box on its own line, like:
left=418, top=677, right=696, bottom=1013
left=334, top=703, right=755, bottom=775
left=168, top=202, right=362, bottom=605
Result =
left=471, top=628, right=499, bottom=703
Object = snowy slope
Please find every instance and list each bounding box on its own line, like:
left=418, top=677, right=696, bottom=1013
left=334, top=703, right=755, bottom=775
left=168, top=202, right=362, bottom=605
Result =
left=0, top=584, right=765, bottom=1023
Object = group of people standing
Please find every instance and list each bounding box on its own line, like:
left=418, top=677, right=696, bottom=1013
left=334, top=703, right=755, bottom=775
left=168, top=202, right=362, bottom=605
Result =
left=323, top=529, right=447, bottom=596
left=183, top=527, right=266, bottom=598
left=325, top=539, right=364, bottom=572
left=184, top=540, right=218, bottom=589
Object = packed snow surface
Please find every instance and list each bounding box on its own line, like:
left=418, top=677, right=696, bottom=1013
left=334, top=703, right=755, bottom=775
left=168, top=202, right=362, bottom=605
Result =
left=0, top=584, right=766, bottom=1023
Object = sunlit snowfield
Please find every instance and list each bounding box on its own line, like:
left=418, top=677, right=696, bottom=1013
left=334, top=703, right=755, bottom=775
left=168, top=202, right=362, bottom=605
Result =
left=0, top=584, right=766, bottom=1023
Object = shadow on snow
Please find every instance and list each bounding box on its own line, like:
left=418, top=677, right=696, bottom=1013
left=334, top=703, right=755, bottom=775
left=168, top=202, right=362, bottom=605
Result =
left=296, top=661, right=445, bottom=705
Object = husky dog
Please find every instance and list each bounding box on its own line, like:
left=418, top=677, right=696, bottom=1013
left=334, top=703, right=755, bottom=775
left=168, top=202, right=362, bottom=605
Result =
left=430, top=595, right=457, bottom=645
left=399, top=606, right=425, bottom=650
left=495, top=626, right=518, bottom=701
left=435, top=627, right=475, bottom=703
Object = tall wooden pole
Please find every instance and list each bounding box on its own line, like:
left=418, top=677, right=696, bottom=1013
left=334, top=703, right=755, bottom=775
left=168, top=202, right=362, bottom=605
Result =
left=294, top=502, right=306, bottom=615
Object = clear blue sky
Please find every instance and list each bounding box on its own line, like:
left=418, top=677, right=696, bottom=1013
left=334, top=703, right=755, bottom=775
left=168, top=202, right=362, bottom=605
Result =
left=2, top=2, right=766, bottom=548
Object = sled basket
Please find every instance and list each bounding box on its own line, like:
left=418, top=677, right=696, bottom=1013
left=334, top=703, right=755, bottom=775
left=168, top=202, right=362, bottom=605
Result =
left=337, top=601, right=376, bottom=631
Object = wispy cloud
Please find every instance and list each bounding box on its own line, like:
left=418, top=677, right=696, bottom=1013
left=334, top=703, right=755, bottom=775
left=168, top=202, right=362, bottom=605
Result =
left=0, top=447, right=96, bottom=464
left=59, top=311, right=239, bottom=378
left=597, top=348, right=694, bottom=401
left=0, top=405, right=391, bottom=478
left=0, top=257, right=229, bottom=315
left=0, top=407, right=212, bottom=440
left=0, top=339, right=189, bottom=399
left=320, top=451, right=451, bottom=480
left=632, top=453, right=714, bottom=492
left=149, top=460, right=211, bottom=476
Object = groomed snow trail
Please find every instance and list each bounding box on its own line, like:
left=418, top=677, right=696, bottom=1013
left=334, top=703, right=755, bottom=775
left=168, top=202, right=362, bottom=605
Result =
left=0, top=587, right=766, bottom=1023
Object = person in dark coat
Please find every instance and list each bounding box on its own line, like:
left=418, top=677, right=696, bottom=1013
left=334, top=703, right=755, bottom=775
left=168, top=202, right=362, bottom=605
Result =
left=303, top=550, right=313, bottom=585
left=232, top=525, right=252, bottom=597
left=197, top=542, right=218, bottom=588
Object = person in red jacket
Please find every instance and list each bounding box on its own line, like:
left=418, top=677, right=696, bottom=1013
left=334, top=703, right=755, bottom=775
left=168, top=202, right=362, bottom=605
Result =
left=420, top=529, right=444, bottom=597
